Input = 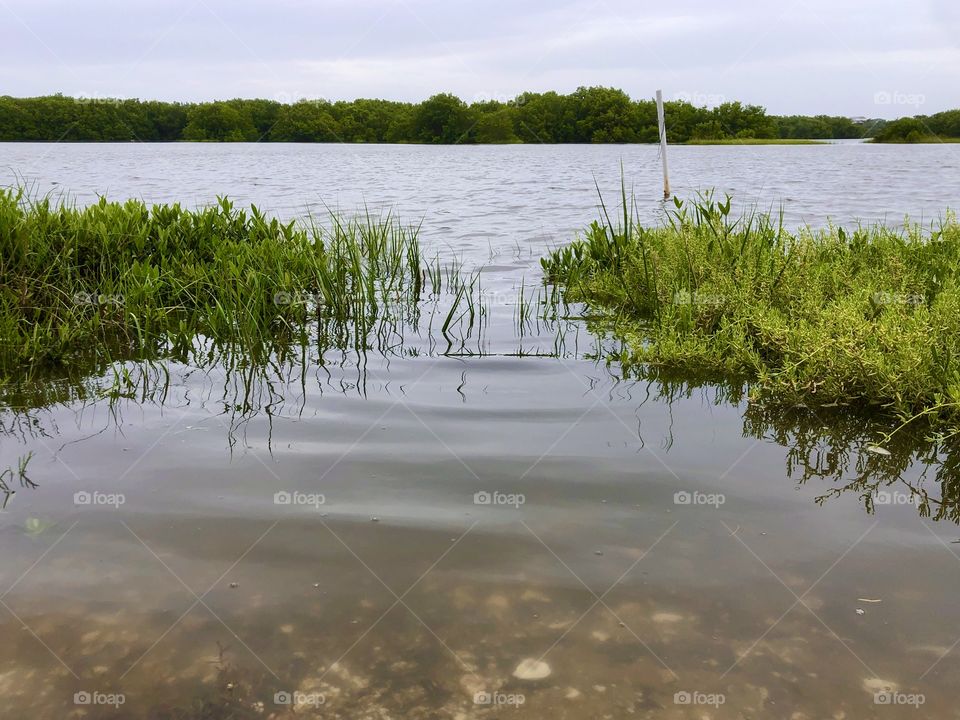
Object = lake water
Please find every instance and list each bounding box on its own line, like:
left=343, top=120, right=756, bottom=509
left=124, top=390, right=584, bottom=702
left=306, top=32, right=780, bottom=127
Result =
left=1, top=142, right=960, bottom=719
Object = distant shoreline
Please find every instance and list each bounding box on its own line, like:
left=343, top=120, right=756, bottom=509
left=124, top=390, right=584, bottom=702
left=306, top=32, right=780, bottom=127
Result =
left=683, top=138, right=827, bottom=145
left=0, top=90, right=885, bottom=144
left=3, top=138, right=955, bottom=145
left=2, top=91, right=954, bottom=144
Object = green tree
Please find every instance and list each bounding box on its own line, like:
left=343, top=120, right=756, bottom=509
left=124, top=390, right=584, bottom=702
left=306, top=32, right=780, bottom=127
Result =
left=572, top=87, right=639, bottom=142
left=183, top=102, right=258, bottom=141
left=0, top=90, right=952, bottom=145
left=143, top=100, right=188, bottom=142
left=474, top=108, right=519, bottom=143
left=412, top=93, right=473, bottom=143
left=270, top=101, right=341, bottom=142
left=236, top=99, right=281, bottom=139
left=712, top=102, right=776, bottom=139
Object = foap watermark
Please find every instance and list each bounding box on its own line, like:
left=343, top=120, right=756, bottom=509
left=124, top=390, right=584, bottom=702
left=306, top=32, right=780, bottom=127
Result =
left=274, top=490, right=325, bottom=510
left=74, top=491, right=125, bottom=509
left=874, top=690, right=925, bottom=707
left=674, top=690, right=725, bottom=707
left=674, top=290, right=725, bottom=306
left=74, top=93, right=124, bottom=106
left=673, top=91, right=726, bottom=108
left=873, top=490, right=919, bottom=506
left=474, top=490, right=525, bottom=508
left=472, top=91, right=526, bottom=107
left=480, top=290, right=523, bottom=306
left=872, top=291, right=923, bottom=307
left=273, top=291, right=322, bottom=306
left=274, top=91, right=327, bottom=106
left=674, top=490, right=725, bottom=508
left=74, top=691, right=125, bottom=708
left=873, top=91, right=925, bottom=108
left=274, top=690, right=325, bottom=707
left=474, top=690, right=525, bottom=707
left=73, top=291, right=125, bottom=307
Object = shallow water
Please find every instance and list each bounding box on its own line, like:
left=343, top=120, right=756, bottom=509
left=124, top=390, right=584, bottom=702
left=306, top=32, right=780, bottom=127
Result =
left=2, top=143, right=960, bottom=718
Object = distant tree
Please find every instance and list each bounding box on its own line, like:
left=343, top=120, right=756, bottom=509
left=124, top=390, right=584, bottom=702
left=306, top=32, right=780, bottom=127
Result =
left=236, top=99, right=281, bottom=138
left=712, top=102, right=776, bottom=139
left=474, top=109, right=519, bottom=143
left=143, top=100, right=188, bottom=142
left=182, top=102, right=258, bottom=141
left=0, top=91, right=952, bottom=144
left=873, top=117, right=928, bottom=142
left=0, top=97, right=30, bottom=141
left=332, top=98, right=411, bottom=142
left=656, top=100, right=702, bottom=143
left=385, top=105, right=416, bottom=143
left=413, top=93, right=473, bottom=143
left=572, top=87, right=638, bottom=142
left=270, top=101, right=341, bottom=142
left=690, top=120, right=724, bottom=141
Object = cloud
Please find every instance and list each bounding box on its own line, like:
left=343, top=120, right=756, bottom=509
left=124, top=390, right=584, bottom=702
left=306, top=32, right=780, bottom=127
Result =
left=0, top=0, right=956, bottom=117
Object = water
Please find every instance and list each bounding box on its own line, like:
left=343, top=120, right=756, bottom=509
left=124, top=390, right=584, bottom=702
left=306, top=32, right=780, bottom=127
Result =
left=1, top=142, right=959, bottom=719
left=5, top=141, right=959, bottom=291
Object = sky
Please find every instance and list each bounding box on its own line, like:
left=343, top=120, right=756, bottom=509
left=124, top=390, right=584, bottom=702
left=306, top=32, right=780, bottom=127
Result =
left=2, top=0, right=958, bottom=118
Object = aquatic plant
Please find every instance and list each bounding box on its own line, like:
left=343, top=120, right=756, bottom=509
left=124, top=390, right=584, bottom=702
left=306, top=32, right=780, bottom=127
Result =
left=0, top=189, right=445, bottom=387
left=542, top=183, right=960, bottom=434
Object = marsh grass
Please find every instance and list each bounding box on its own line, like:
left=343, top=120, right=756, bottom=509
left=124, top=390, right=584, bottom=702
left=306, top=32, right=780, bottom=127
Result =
left=872, top=136, right=960, bottom=144
left=684, top=138, right=826, bottom=145
left=0, top=188, right=495, bottom=393
left=542, top=185, right=960, bottom=434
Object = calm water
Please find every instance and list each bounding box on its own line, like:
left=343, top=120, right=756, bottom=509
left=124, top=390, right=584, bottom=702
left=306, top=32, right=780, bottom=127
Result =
left=2, top=143, right=960, bottom=719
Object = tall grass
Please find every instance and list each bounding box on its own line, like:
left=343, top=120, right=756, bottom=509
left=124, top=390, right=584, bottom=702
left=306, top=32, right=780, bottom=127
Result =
left=543, top=185, right=960, bottom=433
left=0, top=189, right=441, bottom=386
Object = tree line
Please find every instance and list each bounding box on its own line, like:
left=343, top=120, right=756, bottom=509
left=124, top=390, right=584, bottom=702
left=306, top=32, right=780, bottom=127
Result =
left=871, top=110, right=960, bottom=143
left=0, top=88, right=890, bottom=144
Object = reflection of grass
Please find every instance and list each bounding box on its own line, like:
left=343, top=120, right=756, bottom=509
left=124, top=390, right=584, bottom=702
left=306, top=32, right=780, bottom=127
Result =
left=684, top=138, right=826, bottom=145
left=742, top=397, right=960, bottom=522
left=0, top=451, right=34, bottom=509
left=637, top=371, right=960, bottom=522
left=542, top=182, right=960, bottom=433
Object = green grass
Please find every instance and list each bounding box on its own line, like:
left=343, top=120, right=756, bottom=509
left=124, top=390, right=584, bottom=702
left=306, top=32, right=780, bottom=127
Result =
left=684, top=138, right=827, bottom=145
left=0, top=188, right=447, bottom=388
left=542, top=186, right=960, bottom=435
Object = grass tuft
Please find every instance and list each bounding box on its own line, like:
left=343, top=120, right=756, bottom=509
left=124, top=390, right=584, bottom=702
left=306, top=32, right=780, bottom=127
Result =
left=0, top=188, right=430, bottom=387
left=543, top=184, right=960, bottom=434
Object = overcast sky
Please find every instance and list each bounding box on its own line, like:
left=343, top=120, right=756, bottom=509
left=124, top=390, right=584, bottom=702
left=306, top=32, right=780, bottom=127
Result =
left=2, top=0, right=957, bottom=118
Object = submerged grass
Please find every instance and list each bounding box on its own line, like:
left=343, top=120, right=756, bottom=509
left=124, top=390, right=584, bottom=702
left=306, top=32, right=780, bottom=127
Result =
left=542, top=186, right=960, bottom=435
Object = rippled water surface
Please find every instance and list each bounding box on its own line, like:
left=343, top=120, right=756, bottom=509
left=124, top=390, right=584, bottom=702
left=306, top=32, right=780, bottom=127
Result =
left=1, top=143, right=960, bottom=719
left=4, top=141, right=960, bottom=287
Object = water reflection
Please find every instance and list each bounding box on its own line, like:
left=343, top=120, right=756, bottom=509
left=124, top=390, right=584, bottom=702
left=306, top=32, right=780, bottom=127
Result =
left=3, top=322, right=958, bottom=525
left=4, top=327, right=960, bottom=719
left=743, top=401, right=960, bottom=522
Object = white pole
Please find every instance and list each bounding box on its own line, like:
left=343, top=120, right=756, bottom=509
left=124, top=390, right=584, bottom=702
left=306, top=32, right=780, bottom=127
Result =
left=656, top=89, right=670, bottom=200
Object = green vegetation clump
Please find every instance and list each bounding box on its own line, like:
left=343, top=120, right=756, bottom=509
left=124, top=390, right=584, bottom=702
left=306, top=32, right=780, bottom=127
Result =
left=0, top=189, right=427, bottom=384
left=0, top=90, right=884, bottom=144
left=542, top=189, right=960, bottom=431
left=872, top=110, right=960, bottom=143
